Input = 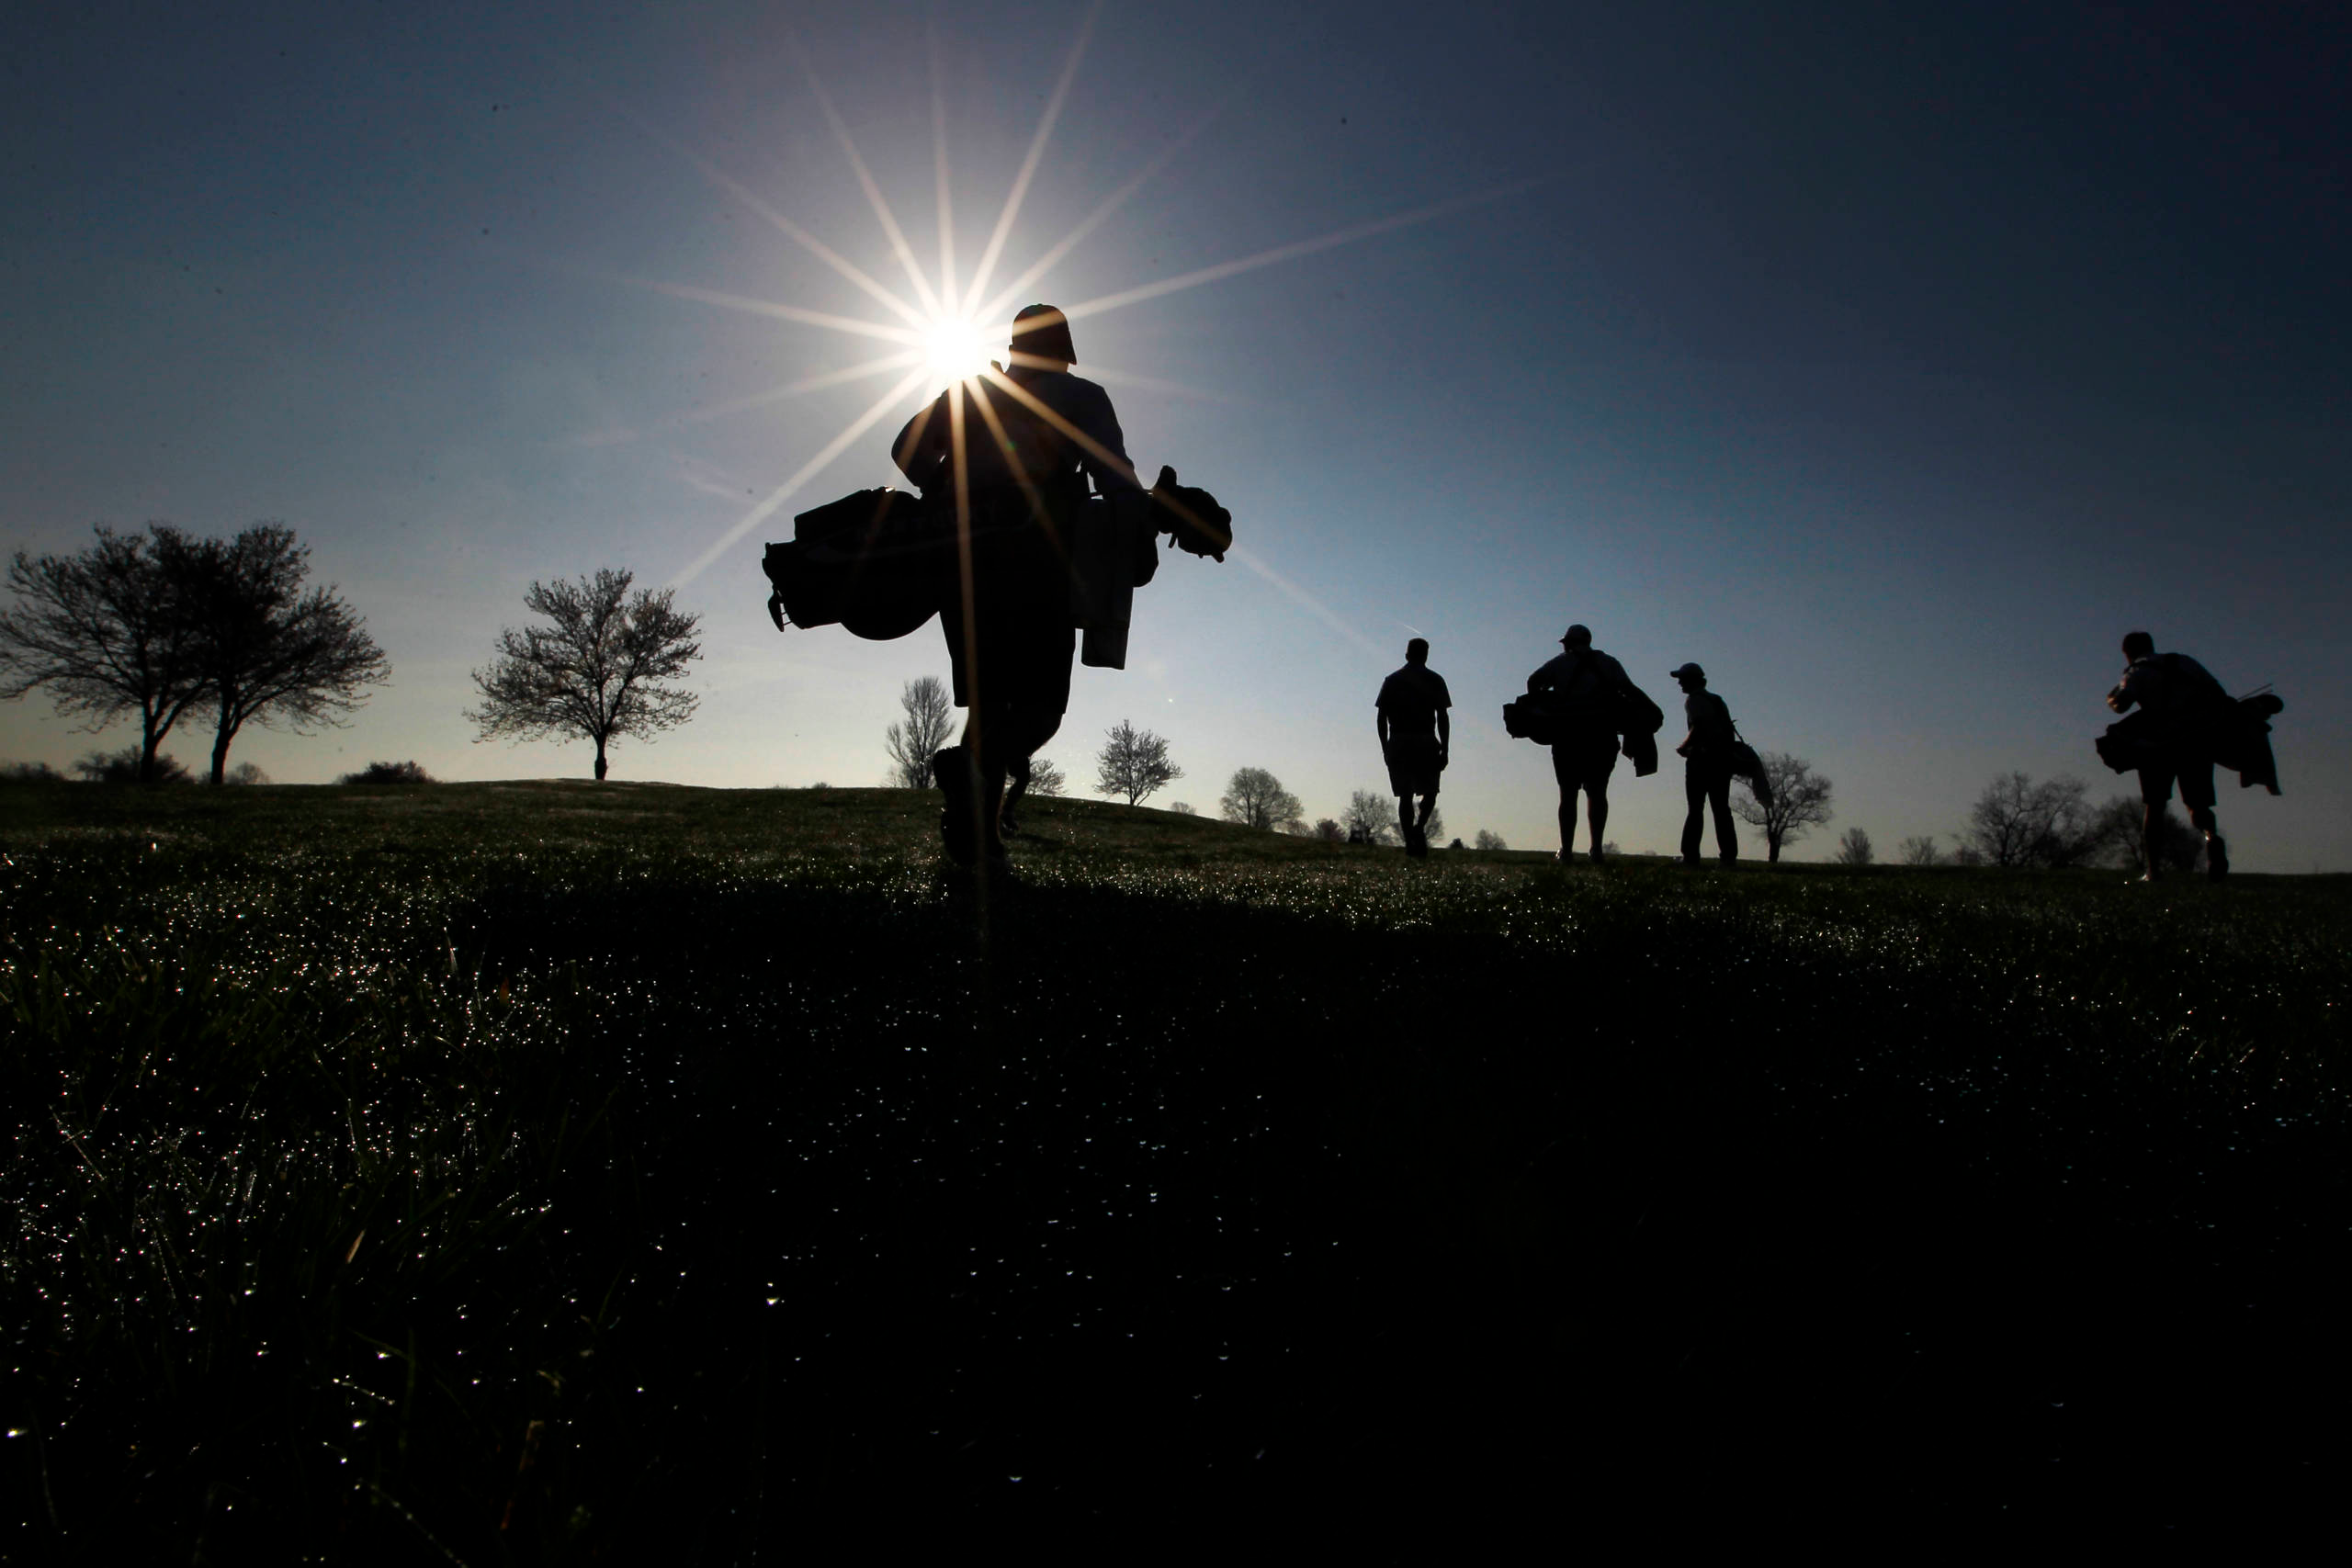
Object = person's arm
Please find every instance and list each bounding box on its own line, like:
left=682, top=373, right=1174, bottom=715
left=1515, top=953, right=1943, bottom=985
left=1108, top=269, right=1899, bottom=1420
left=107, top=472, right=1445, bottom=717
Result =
left=892, top=397, right=948, bottom=489
left=1072, top=383, right=1143, bottom=494
left=1377, top=706, right=1392, bottom=753
left=1437, top=706, right=1451, bottom=764
left=2107, top=666, right=2140, bottom=715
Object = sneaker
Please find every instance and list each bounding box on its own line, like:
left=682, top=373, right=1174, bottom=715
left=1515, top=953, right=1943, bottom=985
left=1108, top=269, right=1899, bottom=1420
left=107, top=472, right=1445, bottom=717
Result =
left=2206, top=836, right=2229, bottom=881
left=1589, top=847, right=1605, bottom=865
left=933, top=746, right=976, bottom=867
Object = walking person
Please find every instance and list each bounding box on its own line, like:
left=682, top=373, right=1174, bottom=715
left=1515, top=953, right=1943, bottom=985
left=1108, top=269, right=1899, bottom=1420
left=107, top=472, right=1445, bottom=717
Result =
left=1672, top=661, right=1738, bottom=864
left=1526, top=624, right=1639, bottom=863
left=2106, top=629, right=2233, bottom=881
left=890, top=304, right=1139, bottom=872
left=1376, top=637, right=1452, bottom=857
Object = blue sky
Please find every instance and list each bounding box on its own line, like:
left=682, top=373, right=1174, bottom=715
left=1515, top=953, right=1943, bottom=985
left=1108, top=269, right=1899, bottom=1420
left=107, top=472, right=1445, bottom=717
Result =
left=6, top=1, right=2346, bottom=868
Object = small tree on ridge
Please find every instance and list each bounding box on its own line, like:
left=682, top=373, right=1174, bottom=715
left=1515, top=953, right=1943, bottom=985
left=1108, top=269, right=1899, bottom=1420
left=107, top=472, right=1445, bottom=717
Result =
left=884, top=676, right=956, bottom=788
left=1222, top=767, right=1303, bottom=831
left=468, top=569, right=701, bottom=781
left=1732, top=752, right=1833, bottom=863
left=1096, top=720, right=1182, bottom=806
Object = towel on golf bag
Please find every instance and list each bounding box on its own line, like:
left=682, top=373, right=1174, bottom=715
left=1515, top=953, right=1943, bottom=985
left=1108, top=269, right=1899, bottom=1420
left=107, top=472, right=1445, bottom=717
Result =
left=1727, top=740, right=1772, bottom=807
left=1149, top=465, right=1232, bottom=560
left=2096, top=694, right=2284, bottom=795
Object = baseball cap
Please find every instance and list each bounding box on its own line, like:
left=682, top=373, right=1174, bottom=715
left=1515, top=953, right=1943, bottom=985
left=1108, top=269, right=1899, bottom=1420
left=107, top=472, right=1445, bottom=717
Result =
left=1668, top=662, right=1706, bottom=681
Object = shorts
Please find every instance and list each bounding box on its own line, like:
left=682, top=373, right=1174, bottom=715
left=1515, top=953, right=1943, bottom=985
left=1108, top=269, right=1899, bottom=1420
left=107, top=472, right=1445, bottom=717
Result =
left=1551, top=732, right=1619, bottom=793
left=2139, top=755, right=2216, bottom=810
left=1385, top=739, right=1442, bottom=797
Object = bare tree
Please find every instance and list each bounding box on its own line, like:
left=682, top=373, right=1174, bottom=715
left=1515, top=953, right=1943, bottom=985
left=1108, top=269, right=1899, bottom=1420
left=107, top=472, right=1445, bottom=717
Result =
left=1095, top=720, right=1182, bottom=806
left=1344, top=788, right=1399, bottom=846
left=1167, top=801, right=1197, bottom=816
left=1731, top=752, right=1833, bottom=863
left=164, top=524, right=389, bottom=784
left=224, top=761, right=270, bottom=785
left=1475, top=829, right=1507, bottom=851
left=1834, top=827, right=1875, bottom=865
left=1025, top=756, right=1068, bottom=796
left=2084, top=792, right=2201, bottom=873
left=0, top=526, right=209, bottom=783
left=1222, top=767, right=1303, bottom=831
left=467, top=569, right=702, bottom=781
left=884, top=676, right=956, bottom=788
left=1311, top=818, right=1345, bottom=842
left=1896, top=835, right=1941, bottom=866
left=1966, top=773, right=2093, bottom=867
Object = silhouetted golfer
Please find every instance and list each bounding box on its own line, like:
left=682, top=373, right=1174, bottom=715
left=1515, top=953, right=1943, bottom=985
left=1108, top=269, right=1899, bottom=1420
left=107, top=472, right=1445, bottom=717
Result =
left=891, top=305, right=1138, bottom=870
left=1376, top=637, right=1451, bottom=858
left=1526, top=624, right=1638, bottom=863
left=1672, top=661, right=1738, bottom=864
left=2106, top=630, right=2233, bottom=881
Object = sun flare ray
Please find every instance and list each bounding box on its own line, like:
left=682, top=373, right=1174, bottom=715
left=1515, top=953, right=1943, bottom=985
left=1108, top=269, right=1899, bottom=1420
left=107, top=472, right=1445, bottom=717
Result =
left=973, top=104, right=1220, bottom=325
left=565, top=350, right=924, bottom=448
left=670, top=363, right=933, bottom=589
left=960, top=1, right=1099, bottom=318
left=1061, top=180, right=1542, bottom=323
left=930, top=26, right=958, bottom=312
left=796, top=49, right=944, bottom=318
left=607, top=270, right=921, bottom=345
left=624, top=109, right=927, bottom=329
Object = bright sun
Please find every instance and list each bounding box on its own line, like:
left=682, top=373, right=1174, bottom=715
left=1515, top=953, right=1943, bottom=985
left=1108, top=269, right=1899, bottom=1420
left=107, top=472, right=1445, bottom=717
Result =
left=922, top=315, right=991, bottom=384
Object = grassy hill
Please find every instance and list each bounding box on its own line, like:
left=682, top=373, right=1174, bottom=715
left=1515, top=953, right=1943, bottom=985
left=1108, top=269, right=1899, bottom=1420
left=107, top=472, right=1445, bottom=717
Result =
left=5, top=779, right=2348, bottom=1552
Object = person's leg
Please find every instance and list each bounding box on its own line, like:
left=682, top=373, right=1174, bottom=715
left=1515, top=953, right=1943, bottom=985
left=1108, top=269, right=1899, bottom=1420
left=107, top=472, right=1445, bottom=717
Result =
left=2136, top=767, right=2173, bottom=879
left=1681, top=765, right=1704, bottom=863
left=1416, top=790, right=1436, bottom=833
left=1709, top=768, right=1736, bottom=860
left=1553, top=747, right=1578, bottom=857
left=2179, top=760, right=2224, bottom=877
left=977, top=702, right=1062, bottom=861
left=1586, top=739, right=1616, bottom=863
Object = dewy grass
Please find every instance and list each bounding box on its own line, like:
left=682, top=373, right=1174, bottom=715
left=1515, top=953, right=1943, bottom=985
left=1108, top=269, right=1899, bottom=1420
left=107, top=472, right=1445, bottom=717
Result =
left=3, top=778, right=2348, bottom=1552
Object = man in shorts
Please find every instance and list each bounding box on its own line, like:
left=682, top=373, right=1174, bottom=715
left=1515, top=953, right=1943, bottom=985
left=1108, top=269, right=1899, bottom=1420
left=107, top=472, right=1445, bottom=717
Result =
left=2107, top=629, right=2232, bottom=881
left=1527, top=625, right=1637, bottom=863
left=1376, top=637, right=1452, bottom=858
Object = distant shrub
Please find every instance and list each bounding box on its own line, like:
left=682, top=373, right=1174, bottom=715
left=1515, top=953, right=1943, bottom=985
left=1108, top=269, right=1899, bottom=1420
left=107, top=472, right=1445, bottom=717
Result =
left=1167, top=802, right=1197, bottom=816
left=1896, top=835, right=1941, bottom=866
left=1, top=760, right=65, bottom=782
left=1474, top=829, right=1506, bottom=852
left=340, top=761, right=435, bottom=784
left=1311, top=818, right=1345, bottom=842
left=224, top=761, right=271, bottom=786
left=74, top=748, right=193, bottom=785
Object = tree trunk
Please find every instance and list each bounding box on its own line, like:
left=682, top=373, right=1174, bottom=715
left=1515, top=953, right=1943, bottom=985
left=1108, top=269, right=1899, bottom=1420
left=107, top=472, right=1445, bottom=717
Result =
left=141, top=713, right=164, bottom=784
left=1767, top=830, right=1782, bottom=863
left=209, top=695, right=237, bottom=786
left=594, top=736, right=608, bottom=781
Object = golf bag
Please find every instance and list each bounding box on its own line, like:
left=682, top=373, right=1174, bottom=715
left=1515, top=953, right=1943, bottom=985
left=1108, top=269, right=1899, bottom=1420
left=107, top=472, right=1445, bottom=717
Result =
left=763, top=468, right=1232, bottom=670
left=2096, top=692, right=2285, bottom=795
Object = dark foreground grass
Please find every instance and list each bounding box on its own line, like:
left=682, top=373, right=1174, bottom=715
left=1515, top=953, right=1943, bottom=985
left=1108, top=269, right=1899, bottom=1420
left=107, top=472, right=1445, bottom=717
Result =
left=3, top=779, right=2347, bottom=1556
